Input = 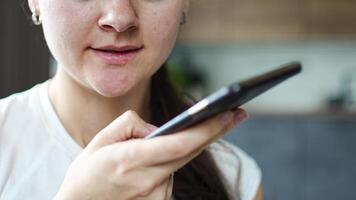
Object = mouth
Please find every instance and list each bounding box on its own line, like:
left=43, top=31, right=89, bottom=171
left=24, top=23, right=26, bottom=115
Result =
left=90, top=45, right=143, bottom=65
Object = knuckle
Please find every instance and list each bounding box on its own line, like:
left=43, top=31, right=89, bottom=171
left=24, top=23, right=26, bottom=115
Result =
left=113, top=165, right=130, bottom=181
left=111, top=165, right=137, bottom=189
left=210, top=117, right=229, bottom=136
left=122, top=110, right=139, bottom=121
left=121, top=110, right=141, bottom=131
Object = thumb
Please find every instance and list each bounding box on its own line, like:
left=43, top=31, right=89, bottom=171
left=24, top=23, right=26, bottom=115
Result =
left=87, top=110, right=156, bottom=150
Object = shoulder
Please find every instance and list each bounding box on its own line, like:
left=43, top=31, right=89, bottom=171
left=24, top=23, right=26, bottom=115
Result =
left=207, top=139, right=262, bottom=200
left=0, top=82, right=45, bottom=111
left=0, top=82, right=47, bottom=132
left=0, top=81, right=50, bottom=168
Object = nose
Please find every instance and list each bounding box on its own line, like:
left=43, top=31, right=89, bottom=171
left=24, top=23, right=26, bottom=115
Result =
left=98, top=0, right=138, bottom=33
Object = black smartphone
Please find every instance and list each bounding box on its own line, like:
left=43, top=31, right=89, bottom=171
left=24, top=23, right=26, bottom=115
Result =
left=145, top=62, right=302, bottom=139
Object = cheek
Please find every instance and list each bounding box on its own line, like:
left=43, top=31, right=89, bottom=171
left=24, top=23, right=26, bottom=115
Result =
left=142, top=10, right=181, bottom=66
left=154, top=11, right=181, bottom=47
left=40, top=0, right=95, bottom=65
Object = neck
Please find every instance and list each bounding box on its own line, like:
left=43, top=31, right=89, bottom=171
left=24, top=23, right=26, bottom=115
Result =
left=48, top=68, right=151, bottom=148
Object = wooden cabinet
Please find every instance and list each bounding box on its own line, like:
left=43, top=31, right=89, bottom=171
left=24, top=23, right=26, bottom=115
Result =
left=178, top=0, right=356, bottom=43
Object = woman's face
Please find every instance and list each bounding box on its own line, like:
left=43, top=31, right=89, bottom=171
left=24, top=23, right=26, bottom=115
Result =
left=29, top=0, right=189, bottom=97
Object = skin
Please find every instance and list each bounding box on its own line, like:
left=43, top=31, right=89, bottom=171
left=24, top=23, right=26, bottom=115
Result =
left=28, top=0, right=263, bottom=199
left=29, top=0, right=190, bottom=146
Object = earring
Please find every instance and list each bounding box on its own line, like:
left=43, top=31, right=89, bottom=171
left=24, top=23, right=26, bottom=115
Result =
left=32, top=12, right=42, bottom=25
left=180, top=12, right=187, bottom=25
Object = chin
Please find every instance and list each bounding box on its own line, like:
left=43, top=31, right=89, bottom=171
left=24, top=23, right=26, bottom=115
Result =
left=95, top=83, right=133, bottom=98
left=85, top=68, right=139, bottom=98
left=86, top=77, right=134, bottom=98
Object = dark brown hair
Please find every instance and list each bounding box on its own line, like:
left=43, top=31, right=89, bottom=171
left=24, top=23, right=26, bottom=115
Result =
left=150, top=64, right=231, bottom=200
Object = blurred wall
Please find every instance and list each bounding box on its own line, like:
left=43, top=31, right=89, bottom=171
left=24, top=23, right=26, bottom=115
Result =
left=169, top=0, right=356, bottom=114
left=169, top=41, right=356, bottom=114
left=226, top=116, right=356, bottom=200
left=0, top=0, right=49, bottom=98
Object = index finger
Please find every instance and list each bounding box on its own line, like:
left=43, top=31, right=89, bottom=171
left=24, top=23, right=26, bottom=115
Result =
left=136, top=109, right=248, bottom=165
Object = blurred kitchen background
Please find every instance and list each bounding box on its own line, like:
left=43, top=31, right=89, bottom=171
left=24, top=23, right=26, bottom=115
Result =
left=1, top=0, right=356, bottom=199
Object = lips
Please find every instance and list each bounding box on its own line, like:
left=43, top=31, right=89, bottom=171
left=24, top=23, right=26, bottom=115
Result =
left=91, top=45, right=143, bottom=65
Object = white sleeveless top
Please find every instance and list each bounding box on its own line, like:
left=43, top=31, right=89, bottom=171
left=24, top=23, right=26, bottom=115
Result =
left=0, top=82, right=261, bottom=200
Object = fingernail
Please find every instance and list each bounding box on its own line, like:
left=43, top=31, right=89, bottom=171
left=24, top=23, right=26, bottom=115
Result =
left=219, top=112, right=234, bottom=125
left=233, top=110, right=249, bottom=124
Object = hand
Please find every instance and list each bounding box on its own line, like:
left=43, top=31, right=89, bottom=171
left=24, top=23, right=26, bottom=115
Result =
left=54, top=109, right=247, bottom=200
